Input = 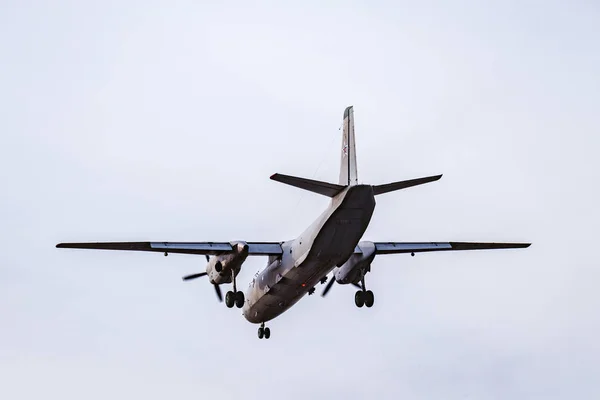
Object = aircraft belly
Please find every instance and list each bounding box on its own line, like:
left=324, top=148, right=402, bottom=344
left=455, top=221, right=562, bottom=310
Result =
left=243, top=258, right=323, bottom=323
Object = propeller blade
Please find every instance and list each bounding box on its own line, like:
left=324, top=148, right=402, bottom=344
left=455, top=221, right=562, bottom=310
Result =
left=213, top=284, right=223, bottom=302
left=321, top=277, right=336, bottom=297
left=205, top=255, right=209, bottom=262
left=182, top=272, right=208, bottom=281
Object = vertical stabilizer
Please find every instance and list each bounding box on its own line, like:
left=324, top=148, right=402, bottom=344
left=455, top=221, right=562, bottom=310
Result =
left=339, top=106, right=358, bottom=186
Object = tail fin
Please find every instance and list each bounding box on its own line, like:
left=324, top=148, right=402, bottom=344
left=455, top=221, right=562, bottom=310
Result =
left=339, top=106, right=358, bottom=186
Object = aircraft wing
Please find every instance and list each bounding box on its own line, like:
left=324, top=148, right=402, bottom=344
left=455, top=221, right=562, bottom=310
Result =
left=56, top=241, right=283, bottom=256
left=369, top=241, right=531, bottom=254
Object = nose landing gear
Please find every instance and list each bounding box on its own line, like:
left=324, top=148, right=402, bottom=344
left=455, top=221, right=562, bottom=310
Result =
left=258, top=322, right=271, bottom=339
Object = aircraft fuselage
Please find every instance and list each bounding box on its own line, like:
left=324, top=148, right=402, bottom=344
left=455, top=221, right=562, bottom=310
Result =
left=243, top=184, right=375, bottom=323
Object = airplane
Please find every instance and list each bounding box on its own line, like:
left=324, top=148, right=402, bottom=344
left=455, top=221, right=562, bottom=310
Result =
left=56, top=106, right=530, bottom=340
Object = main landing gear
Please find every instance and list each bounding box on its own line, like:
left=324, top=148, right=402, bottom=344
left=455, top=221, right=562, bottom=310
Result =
left=257, top=322, right=271, bottom=339
left=225, top=269, right=245, bottom=309
left=355, top=276, right=374, bottom=308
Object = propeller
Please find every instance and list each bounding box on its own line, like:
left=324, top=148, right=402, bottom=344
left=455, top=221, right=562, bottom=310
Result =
left=321, top=275, right=361, bottom=297
left=213, top=283, right=223, bottom=302
left=321, top=275, right=336, bottom=297
left=182, top=265, right=223, bottom=302
left=182, top=272, right=207, bottom=281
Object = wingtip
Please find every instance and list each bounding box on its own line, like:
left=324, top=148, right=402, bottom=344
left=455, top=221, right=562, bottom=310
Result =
left=515, top=242, right=532, bottom=248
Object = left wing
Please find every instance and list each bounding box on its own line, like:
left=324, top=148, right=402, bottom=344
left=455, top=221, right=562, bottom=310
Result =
left=56, top=241, right=283, bottom=256
left=365, top=241, right=530, bottom=255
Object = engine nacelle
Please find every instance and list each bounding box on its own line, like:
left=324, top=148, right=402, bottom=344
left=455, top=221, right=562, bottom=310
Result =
left=335, top=241, right=376, bottom=284
left=206, top=241, right=249, bottom=285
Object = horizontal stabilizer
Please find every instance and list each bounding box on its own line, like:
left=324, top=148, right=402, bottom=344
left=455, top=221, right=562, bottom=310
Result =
left=372, top=174, right=442, bottom=196
left=270, top=173, right=345, bottom=197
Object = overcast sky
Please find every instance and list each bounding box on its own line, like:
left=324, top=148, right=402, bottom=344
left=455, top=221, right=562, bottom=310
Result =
left=1, top=1, right=599, bottom=399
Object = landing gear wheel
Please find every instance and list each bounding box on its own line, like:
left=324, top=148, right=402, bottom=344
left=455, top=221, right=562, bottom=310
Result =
left=264, top=327, right=271, bottom=339
left=235, top=291, right=245, bottom=308
left=355, top=291, right=364, bottom=308
left=364, top=290, right=374, bottom=308
left=258, top=327, right=264, bottom=339
left=225, top=291, right=235, bottom=308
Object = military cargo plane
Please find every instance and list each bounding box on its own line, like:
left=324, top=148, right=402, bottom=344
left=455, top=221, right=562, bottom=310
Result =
left=57, top=106, right=530, bottom=339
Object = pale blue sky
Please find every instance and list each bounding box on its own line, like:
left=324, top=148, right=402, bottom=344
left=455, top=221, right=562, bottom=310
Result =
left=1, top=1, right=599, bottom=399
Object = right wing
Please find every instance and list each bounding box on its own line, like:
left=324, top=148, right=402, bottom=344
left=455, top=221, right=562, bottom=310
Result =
left=371, top=241, right=531, bottom=254
left=56, top=241, right=283, bottom=256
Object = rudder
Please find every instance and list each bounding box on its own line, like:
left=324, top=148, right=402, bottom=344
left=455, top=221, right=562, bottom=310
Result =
left=339, top=106, right=358, bottom=186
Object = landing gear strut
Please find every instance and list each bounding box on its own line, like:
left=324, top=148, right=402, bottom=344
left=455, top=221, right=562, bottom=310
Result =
left=355, top=276, right=374, bottom=308
left=257, top=322, right=271, bottom=339
left=225, top=269, right=245, bottom=309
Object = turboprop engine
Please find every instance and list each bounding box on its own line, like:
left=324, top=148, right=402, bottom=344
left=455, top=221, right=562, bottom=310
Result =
left=335, top=241, right=376, bottom=284
left=321, top=241, right=376, bottom=301
left=206, top=241, right=249, bottom=285
left=182, top=241, right=249, bottom=308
